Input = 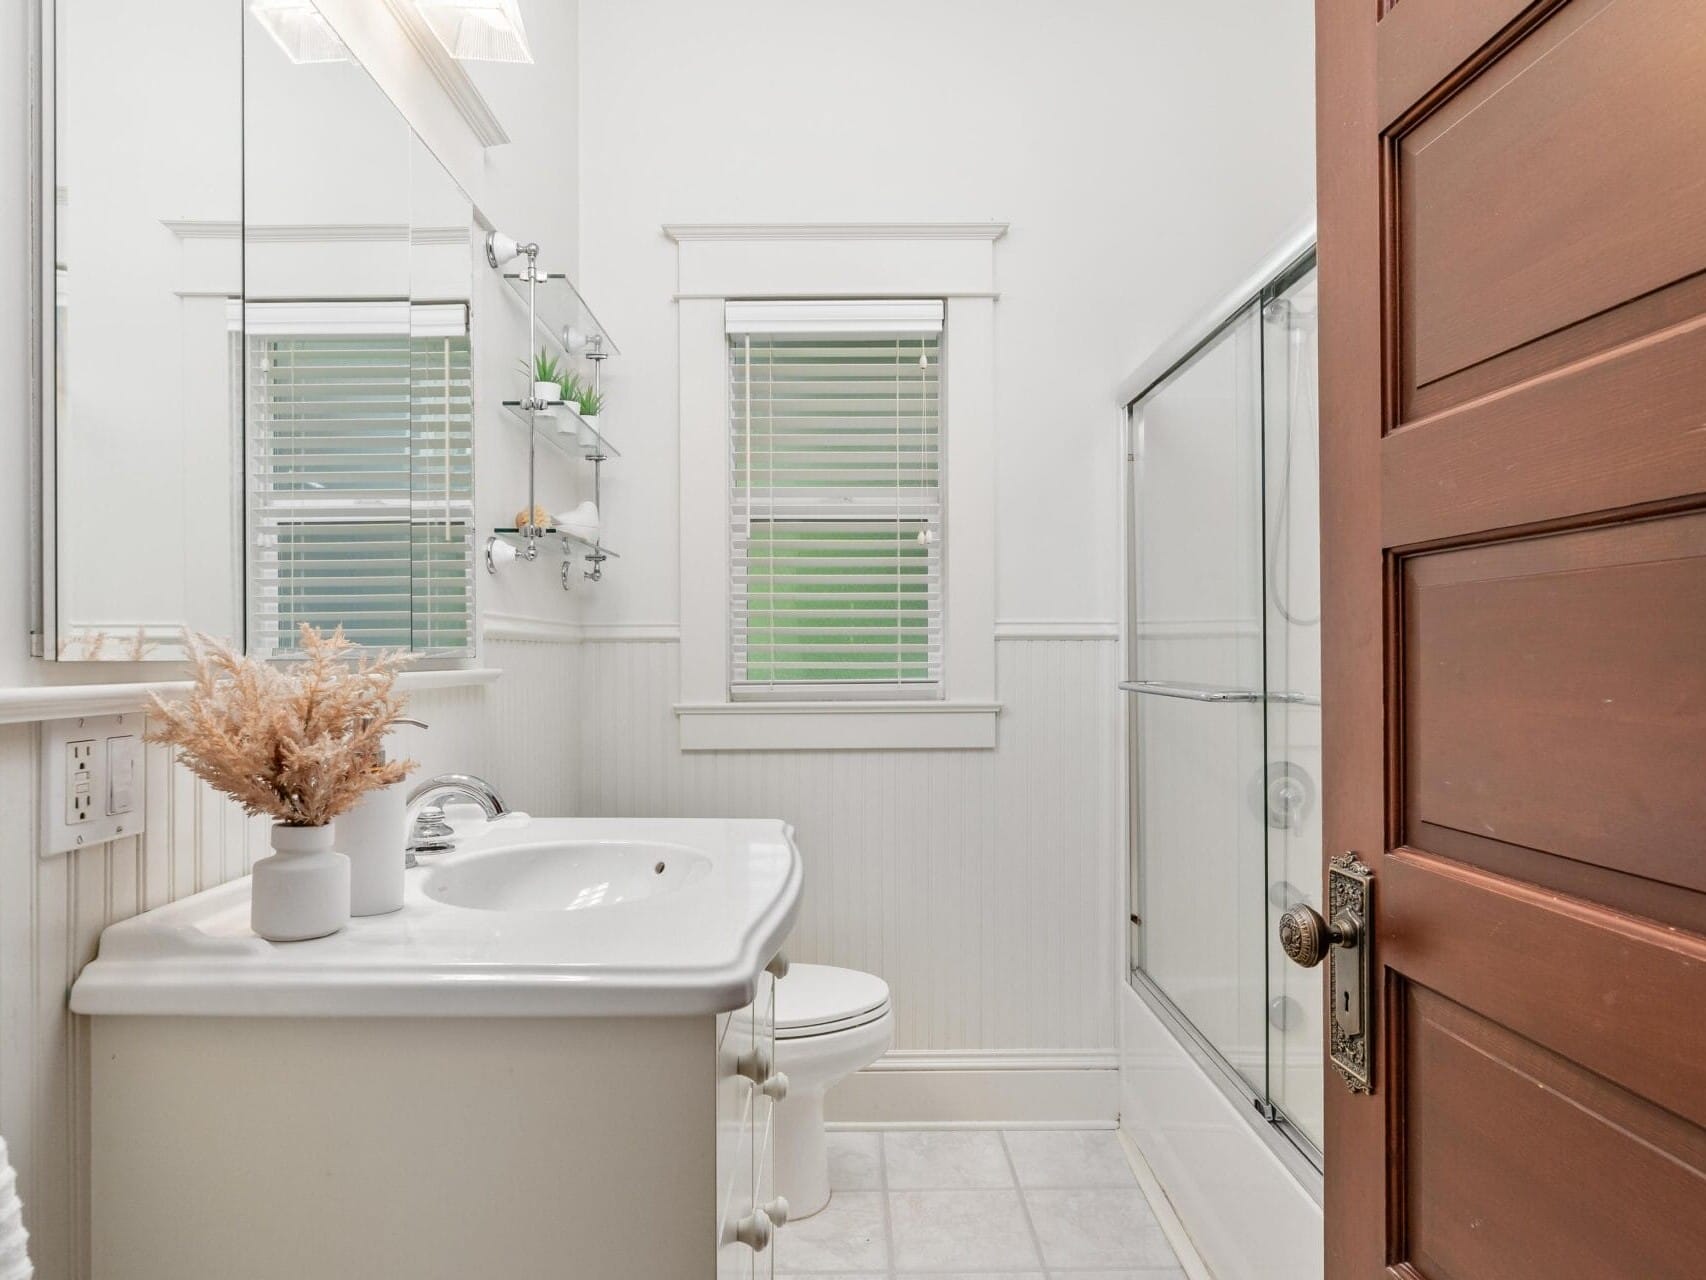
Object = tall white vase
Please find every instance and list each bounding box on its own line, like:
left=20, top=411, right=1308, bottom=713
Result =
left=338, top=785, right=406, bottom=916
left=251, top=823, right=350, bottom=942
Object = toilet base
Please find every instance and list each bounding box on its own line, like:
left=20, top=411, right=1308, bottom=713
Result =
left=773, top=1087, right=831, bottom=1218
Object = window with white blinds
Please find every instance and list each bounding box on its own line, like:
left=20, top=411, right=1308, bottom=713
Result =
left=247, top=301, right=474, bottom=657
left=727, top=300, right=943, bottom=701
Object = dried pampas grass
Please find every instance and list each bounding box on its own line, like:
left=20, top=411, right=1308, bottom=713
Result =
left=147, top=625, right=419, bottom=828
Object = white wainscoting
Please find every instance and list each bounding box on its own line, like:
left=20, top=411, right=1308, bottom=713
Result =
left=572, top=635, right=1123, bottom=1118
left=0, top=639, right=569, bottom=1279
left=0, top=634, right=1118, bottom=1272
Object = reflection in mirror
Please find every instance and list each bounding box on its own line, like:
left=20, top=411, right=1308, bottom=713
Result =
left=407, top=135, right=477, bottom=655
left=243, top=1, right=475, bottom=657
left=49, top=1, right=477, bottom=662
left=52, top=0, right=243, bottom=660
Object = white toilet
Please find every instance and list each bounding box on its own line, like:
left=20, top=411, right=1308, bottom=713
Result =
left=772, top=964, right=893, bottom=1218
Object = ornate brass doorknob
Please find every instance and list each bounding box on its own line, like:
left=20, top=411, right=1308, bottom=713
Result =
left=1277, top=903, right=1362, bottom=968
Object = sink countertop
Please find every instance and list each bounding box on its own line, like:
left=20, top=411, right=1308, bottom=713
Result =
left=69, top=817, right=802, bottom=1019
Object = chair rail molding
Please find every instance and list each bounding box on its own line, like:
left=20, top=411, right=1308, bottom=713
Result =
left=0, top=668, right=502, bottom=726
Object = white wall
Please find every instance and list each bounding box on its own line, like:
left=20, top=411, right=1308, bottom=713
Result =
left=570, top=0, right=1315, bottom=1086
left=576, top=0, right=1315, bottom=630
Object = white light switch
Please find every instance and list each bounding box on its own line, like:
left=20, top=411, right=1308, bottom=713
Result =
left=42, top=714, right=148, bottom=855
left=107, top=734, right=138, bottom=815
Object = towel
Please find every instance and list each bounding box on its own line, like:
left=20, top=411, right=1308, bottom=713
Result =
left=0, top=1137, right=33, bottom=1280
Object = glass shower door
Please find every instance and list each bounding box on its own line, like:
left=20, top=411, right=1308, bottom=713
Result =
left=1125, top=252, right=1323, bottom=1166
left=1127, top=301, right=1270, bottom=1098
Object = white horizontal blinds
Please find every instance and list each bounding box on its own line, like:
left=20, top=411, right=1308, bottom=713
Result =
left=728, top=300, right=944, bottom=701
left=247, top=302, right=473, bottom=656
left=410, top=319, right=475, bottom=654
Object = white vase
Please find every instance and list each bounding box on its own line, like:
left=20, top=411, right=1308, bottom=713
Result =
left=251, top=823, right=350, bottom=942
left=336, top=785, right=405, bottom=916
left=577, top=411, right=600, bottom=447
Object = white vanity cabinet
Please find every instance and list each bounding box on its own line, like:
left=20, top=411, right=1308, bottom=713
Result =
left=86, top=963, right=786, bottom=1280
left=69, top=817, right=804, bottom=1280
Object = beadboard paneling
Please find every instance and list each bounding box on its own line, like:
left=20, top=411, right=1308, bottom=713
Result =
left=572, top=637, right=1121, bottom=1055
left=0, top=636, right=1113, bottom=1273
left=0, top=638, right=565, bottom=1279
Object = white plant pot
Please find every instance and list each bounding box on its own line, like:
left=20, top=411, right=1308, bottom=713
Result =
left=336, top=785, right=406, bottom=916
left=251, top=823, right=350, bottom=942
left=533, top=381, right=563, bottom=411
left=577, top=412, right=600, bottom=447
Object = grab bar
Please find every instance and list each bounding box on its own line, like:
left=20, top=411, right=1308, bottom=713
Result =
left=1118, top=681, right=1321, bottom=707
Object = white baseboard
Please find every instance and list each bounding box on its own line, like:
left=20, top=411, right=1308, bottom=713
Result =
left=822, top=1049, right=1119, bottom=1127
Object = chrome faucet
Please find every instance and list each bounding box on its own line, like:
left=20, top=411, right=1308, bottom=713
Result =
left=405, top=774, right=510, bottom=862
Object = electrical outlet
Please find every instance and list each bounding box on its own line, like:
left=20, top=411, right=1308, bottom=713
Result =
left=66, top=739, right=96, bottom=825
left=42, top=714, right=148, bottom=856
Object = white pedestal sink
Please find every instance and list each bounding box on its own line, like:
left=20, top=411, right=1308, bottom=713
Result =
left=69, top=816, right=802, bottom=1280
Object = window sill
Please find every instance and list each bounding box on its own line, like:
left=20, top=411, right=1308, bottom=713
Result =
left=674, top=700, right=1000, bottom=752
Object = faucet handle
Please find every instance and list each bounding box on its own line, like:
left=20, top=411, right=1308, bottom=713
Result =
left=411, top=804, right=456, bottom=852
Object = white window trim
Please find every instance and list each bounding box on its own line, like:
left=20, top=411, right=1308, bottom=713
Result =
left=669, top=222, right=1006, bottom=751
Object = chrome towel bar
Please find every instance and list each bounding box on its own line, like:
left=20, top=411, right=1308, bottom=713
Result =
left=1118, top=681, right=1320, bottom=707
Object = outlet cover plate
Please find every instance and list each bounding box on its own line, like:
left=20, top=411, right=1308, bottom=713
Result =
left=41, top=713, right=147, bottom=856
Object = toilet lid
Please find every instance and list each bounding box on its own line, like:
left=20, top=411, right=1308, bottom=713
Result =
left=776, top=964, right=890, bottom=1039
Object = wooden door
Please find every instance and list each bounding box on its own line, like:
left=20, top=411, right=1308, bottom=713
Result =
left=1315, top=0, right=1706, bottom=1275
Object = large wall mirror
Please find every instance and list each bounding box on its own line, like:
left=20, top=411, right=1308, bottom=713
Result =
left=44, top=0, right=476, bottom=662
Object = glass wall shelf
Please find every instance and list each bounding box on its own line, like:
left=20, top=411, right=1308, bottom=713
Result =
left=501, top=400, right=620, bottom=460
left=500, top=269, right=621, bottom=360
left=492, top=528, right=619, bottom=559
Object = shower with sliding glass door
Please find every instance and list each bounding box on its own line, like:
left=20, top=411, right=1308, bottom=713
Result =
left=1121, top=240, right=1323, bottom=1169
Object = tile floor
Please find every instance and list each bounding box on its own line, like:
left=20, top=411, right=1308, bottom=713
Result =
left=774, top=1128, right=1187, bottom=1279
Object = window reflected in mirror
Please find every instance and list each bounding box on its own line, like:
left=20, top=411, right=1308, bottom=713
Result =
left=45, top=0, right=476, bottom=661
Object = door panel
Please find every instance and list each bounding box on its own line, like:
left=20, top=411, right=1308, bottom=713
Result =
left=1317, top=0, right=1706, bottom=1273
left=1400, top=985, right=1706, bottom=1280
left=1397, top=0, right=1706, bottom=401
left=1402, top=514, right=1706, bottom=896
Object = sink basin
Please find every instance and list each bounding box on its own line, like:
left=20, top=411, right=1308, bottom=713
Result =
left=71, top=817, right=802, bottom=1017
left=420, top=840, right=713, bottom=912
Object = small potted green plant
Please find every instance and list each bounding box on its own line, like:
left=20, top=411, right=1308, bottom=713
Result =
left=573, top=385, right=603, bottom=446
left=521, top=348, right=567, bottom=411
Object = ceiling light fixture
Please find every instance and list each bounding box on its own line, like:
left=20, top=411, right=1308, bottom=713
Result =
left=414, top=0, right=535, bottom=64
left=250, top=0, right=349, bottom=64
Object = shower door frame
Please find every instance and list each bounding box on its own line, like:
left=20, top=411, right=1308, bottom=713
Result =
left=1116, top=225, right=1323, bottom=1190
